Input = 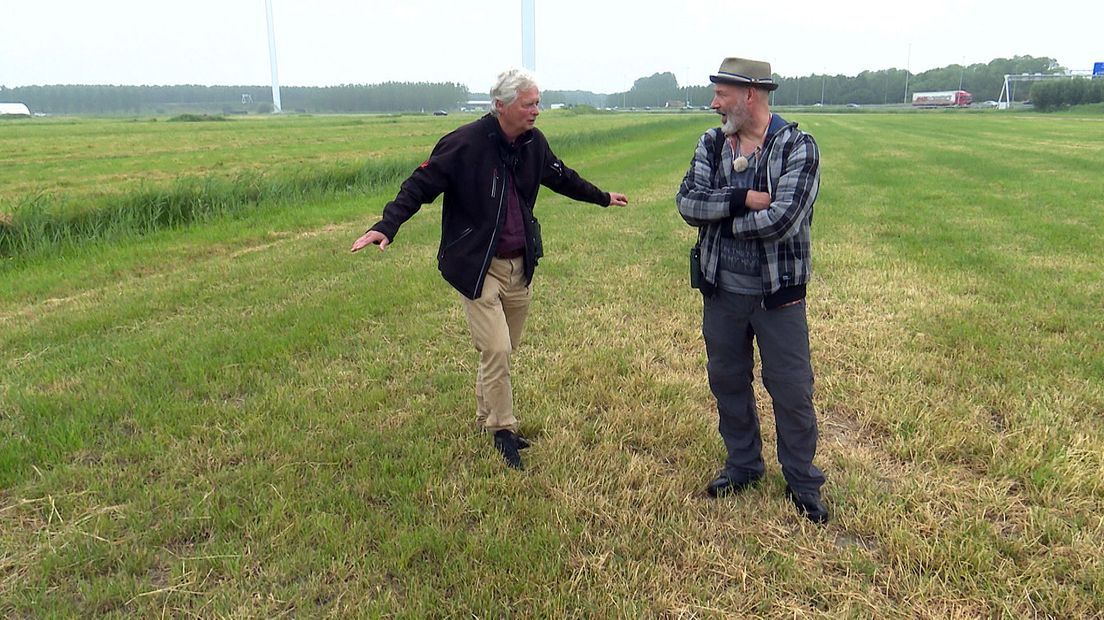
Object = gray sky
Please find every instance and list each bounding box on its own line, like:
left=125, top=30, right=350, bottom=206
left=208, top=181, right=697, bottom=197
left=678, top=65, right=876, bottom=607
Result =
left=2, top=0, right=1099, bottom=93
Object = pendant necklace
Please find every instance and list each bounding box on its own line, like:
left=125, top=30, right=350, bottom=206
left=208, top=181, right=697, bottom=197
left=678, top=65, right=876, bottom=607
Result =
left=732, top=137, right=753, bottom=173
left=731, top=119, right=769, bottom=173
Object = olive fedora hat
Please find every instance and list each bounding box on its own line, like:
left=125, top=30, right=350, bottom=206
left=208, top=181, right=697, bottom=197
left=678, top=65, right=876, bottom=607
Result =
left=709, top=57, right=779, bottom=91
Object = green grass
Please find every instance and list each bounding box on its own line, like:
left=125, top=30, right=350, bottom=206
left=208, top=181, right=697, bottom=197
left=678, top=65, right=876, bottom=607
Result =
left=0, top=112, right=668, bottom=204
left=2, top=111, right=1103, bottom=617
left=0, top=113, right=688, bottom=257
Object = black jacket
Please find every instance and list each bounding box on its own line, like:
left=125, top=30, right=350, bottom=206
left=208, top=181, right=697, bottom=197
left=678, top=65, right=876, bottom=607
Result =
left=369, top=114, right=611, bottom=299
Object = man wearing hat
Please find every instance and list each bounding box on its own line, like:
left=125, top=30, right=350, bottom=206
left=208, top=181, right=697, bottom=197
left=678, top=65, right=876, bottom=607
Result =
left=676, top=57, right=828, bottom=523
left=352, top=68, right=629, bottom=471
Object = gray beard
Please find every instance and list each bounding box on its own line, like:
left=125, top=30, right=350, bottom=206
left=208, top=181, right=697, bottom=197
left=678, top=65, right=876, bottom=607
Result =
left=721, top=114, right=740, bottom=136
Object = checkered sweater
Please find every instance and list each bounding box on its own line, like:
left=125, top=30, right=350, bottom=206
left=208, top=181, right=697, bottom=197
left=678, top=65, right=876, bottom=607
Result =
left=676, top=117, right=820, bottom=300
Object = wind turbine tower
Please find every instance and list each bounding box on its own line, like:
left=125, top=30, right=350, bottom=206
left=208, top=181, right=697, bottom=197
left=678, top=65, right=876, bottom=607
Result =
left=265, top=0, right=283, bottom=112
left=521, top=0, right=536, bottom=71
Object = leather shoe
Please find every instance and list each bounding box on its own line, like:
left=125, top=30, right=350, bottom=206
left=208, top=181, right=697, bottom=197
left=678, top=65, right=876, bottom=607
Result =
left=705, top=472, right=761, bottom=498
left=493, top=430, right=524, bottom=470
left=786, top=486, right=829, bottom=523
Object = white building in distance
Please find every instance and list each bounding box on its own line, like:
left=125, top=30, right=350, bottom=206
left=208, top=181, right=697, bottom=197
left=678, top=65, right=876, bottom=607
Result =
left=0, top=103, right=32, bottom=117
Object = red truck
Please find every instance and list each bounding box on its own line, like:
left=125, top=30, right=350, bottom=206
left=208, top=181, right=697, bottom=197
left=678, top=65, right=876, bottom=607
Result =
left=911, top=90, right=973, bottom=107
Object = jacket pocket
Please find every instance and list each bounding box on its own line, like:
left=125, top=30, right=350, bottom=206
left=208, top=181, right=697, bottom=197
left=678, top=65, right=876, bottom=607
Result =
left=440, top=226, right=474, bottom=258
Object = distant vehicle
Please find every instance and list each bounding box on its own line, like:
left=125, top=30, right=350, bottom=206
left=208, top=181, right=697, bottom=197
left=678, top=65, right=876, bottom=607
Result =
left=911, top=90, right=972, bottom=107
left=846, top=103, right=861, bottom=108
left=433, top=110, right=448, bottom=116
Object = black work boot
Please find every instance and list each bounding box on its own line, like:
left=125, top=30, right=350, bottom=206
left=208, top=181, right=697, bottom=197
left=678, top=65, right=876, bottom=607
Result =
left=786, top=486, right=829, bottom=523
left=705, top=472, right=762, bottom=498
left=493, top=430, right=524, bottom=470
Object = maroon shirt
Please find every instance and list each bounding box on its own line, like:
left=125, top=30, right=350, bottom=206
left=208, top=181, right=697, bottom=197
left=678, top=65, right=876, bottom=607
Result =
left=496, top=171, right=526, bottom=256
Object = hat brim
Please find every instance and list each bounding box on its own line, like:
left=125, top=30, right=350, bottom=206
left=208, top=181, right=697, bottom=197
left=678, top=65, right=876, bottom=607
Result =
left=709, top=74, right=779, bottom=91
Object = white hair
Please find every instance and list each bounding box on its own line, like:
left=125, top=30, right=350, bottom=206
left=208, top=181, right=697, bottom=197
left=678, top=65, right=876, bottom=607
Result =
left=490, top=68, right=539, bottom=116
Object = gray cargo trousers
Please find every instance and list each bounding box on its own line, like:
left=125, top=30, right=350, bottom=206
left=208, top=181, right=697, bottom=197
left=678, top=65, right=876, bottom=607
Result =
left=702, top=289, right=825, bottom=495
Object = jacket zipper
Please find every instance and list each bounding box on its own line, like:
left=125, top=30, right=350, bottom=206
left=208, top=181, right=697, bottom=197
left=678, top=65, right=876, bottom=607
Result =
left=759, top=122, right=794, bottom=194
left=474, top=164, right=507, bottom=298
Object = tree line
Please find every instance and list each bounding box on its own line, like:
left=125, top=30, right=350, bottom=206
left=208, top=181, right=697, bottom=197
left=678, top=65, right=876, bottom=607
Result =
left=0, top=56, right=1079, bottom=115
left=0, top=82, right=470, bottom=115
left=1030, top=79, right=1104, bottom=111
left=551, top=55, right=1066, bottom=108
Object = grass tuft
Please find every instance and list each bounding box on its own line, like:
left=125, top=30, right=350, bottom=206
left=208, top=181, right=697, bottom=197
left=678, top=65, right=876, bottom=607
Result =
left=166, top=113, right=229, bottom=122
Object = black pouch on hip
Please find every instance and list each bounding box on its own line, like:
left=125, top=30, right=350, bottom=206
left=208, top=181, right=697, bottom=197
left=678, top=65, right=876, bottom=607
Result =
left=530, top=217, right=544, bottom=259
left=689, top=246, right=702, bottom=289
left=690, top=244, right=715, bottom=296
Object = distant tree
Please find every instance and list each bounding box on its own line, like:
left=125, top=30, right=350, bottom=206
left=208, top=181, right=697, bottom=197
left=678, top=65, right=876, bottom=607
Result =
left=1, top=56, right=1076, bottom=115
left=1031, top=78, right=1104, bottom=111
left=610, top=72, right=681, bottom=108
left=543, top=89, right=608, bottom=108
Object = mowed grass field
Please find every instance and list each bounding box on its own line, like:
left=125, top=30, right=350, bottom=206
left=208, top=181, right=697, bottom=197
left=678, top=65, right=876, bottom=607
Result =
left=2, top=110, right=1103, bottom=617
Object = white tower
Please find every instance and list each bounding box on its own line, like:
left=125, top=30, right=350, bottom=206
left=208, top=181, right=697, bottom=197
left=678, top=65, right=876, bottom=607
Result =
left=265, top=0, right=283, bottom=113
left=521, top=0, right=536, bottom=71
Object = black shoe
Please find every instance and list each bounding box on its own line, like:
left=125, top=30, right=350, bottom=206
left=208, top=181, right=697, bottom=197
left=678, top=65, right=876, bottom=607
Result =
left=493, top=430, right=524, bottom=470
left=786, top=486, right=829, bottom=523
left=705, top=472, right=761, bottom=498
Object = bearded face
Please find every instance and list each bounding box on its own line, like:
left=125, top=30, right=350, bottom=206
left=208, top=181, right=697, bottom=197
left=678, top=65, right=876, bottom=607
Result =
left=712, top=85, right=750, bottom=136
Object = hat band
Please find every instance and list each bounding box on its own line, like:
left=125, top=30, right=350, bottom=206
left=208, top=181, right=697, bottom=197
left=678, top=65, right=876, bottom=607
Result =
left=715, top=71, right=774, bottom=85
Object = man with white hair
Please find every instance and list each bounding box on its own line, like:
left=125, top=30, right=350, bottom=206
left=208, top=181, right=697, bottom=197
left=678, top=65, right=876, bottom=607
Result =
left=676, top=57, right=827, bottom=523
left=352, top=68, right=628, bottom=470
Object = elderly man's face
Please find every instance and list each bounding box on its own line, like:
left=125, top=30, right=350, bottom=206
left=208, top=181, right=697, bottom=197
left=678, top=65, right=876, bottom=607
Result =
left=711, top=84, right=752, bottom=136
left=497, top=87, right=541, bottom=140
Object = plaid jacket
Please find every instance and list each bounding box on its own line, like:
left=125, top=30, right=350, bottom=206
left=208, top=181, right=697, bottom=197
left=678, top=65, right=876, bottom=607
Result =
left=676, top=116, right=820, bottom=304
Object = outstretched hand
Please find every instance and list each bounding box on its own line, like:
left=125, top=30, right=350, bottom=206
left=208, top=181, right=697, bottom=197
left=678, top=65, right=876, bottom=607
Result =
left=351, top=230, right=390, bottom=252
left=608, top=192, right=629, bottom=207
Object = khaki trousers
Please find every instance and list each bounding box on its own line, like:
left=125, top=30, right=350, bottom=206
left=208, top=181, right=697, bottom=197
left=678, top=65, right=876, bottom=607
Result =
left=460, top=256, right=531, bottom=433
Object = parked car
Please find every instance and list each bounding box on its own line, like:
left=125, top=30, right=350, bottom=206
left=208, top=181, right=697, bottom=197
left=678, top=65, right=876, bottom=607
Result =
left=433, top=110, right=448, bottom=116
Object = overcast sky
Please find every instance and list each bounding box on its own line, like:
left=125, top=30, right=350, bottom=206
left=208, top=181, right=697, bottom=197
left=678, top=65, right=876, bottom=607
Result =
left=2, top=0, right=1099, bottom=93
